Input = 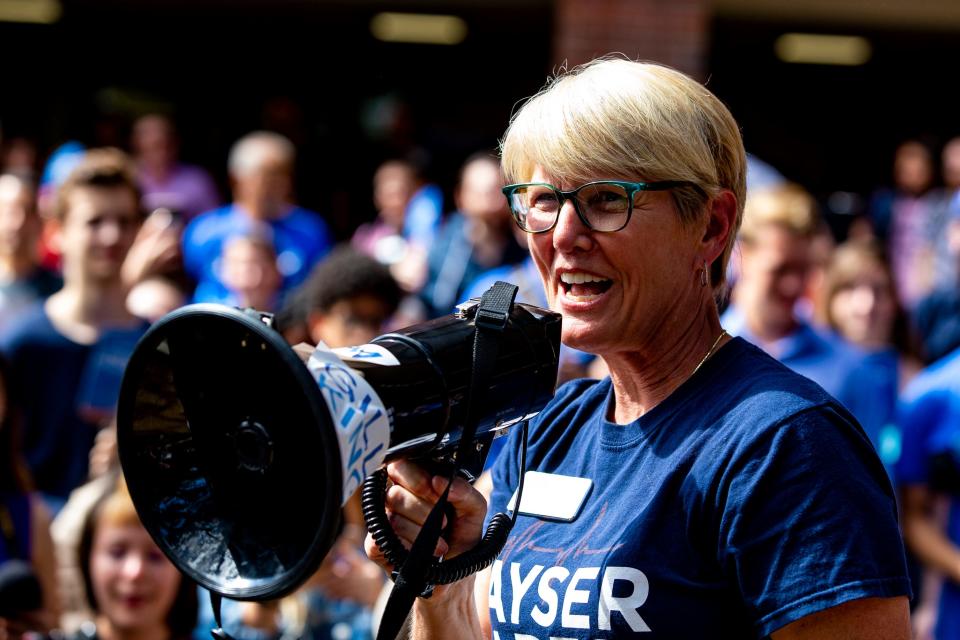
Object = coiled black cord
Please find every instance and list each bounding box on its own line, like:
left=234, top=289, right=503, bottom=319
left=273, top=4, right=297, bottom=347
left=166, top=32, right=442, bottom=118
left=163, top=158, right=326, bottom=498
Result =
left=362, top=422, right=529, bottom=586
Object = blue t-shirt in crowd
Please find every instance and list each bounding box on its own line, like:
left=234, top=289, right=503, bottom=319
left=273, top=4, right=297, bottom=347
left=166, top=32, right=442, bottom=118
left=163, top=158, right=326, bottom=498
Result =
left=894, top=345, right=960, bottom=640
left=722, top=305, right=884, bottom=433
left=0, top=304, right=147, bottom=512
left=182, top=203, right=333, bottom=305
left=420, top=212, right=526, bottom=318
left=487, top=337, right=909, bottom=639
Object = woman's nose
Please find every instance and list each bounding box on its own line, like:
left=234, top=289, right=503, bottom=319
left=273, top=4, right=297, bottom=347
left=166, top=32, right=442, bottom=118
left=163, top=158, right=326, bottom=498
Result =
left=552, top=199, right=591, bottom=252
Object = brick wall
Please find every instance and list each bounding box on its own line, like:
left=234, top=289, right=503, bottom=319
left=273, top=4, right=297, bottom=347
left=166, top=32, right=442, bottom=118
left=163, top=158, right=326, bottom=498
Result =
left=552, top=0, right=709, bottom=79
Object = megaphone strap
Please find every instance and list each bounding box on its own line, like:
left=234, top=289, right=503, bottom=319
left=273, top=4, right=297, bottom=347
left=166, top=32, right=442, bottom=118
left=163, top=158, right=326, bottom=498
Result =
left=374, top=282, right=526, bottom=640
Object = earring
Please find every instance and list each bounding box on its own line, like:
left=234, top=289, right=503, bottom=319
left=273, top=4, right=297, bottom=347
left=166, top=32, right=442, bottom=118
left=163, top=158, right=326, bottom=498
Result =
left=700, top=260, right=709, bottom=287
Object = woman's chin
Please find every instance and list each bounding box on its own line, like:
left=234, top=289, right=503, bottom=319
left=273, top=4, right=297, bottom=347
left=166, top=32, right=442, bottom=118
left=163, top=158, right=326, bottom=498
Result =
left=561, top=323, right=604, bottom=355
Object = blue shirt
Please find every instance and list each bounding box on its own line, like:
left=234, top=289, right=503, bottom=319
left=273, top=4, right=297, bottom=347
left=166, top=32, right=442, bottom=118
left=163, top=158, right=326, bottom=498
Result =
left=894, top=346, right=960, bottom=640
left=0, top=304, right=146, bottom=510
left=722, top=305, right=883, bottom=432
left=488, top=337, right=909, bottom=639
left=182, top=204, right=333, bottom=305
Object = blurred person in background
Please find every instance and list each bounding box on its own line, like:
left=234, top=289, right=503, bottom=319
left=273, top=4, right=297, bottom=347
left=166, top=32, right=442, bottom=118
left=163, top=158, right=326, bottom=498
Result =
left=120, top=205, right=185, bottom=319
left=0, top=352, right=59, bottom=637
left=868, top=139, right=952, bottom=310
left=402, top=152, right=442, bottom=255
left=196, top=247, right=398, bottom=640
left=73, top=475, right=196, bottom=640
left=819, top=238, right=921, bottom=467
left=0, top=149, right=148, bottom=515
left=912, top=138, right=960, bottom=365
left=723, top=184, right=884, bottom=430
left=131, top=114, right=220, bottom=222
left=895, top=339, right=960, bottom=640
left=419, top=153, right=525, bottom=318
left=182, top=131, right=332, bottom=306
left=1, top=138, right=38, bottom=177
left=300, top=245, right=402, bottom=348
left=218, top=226, right=282, bottom=312
left=0, top=173, right=62, bottom=334
left=351, top=159, right=428, bottom=293
left=932, top=137, right=960, bottom=289
left=36, top=142, right=87, bottom=272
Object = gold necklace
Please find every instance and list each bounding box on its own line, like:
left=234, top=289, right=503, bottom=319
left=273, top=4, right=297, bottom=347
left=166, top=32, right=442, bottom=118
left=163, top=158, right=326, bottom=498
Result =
left=691, top=329, right=728, bottom=377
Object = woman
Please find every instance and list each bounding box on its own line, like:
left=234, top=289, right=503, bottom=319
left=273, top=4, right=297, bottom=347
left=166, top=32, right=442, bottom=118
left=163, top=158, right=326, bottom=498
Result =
left=74, top=476, right=196, bottom=640
left=366, top=58, right=910, bottom=638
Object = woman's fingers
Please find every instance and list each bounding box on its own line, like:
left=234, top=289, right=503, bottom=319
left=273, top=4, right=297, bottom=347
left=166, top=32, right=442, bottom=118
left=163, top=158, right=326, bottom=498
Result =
left=388, top=511, right=450, bottom=556
left=385, top=459, right=437, bottom=502
left=385, top=483, right=448, bottom=529
left=366, top=459, right=487, bottom=575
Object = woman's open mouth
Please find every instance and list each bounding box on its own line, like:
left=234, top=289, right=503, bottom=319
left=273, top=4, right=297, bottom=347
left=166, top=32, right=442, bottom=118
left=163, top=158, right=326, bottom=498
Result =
left=560, top=271, right=613, bottom=302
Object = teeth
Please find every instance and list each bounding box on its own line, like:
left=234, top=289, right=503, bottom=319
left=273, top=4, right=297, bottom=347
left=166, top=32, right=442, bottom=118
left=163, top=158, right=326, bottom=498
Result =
left=560, top=272, right=610, bottom=284
left=566, top=292, right=602, bottom=302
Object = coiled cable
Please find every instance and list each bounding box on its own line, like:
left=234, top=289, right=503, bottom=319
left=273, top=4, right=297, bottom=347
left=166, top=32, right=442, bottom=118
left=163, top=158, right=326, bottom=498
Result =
left=362, top=421, right=529, bottom=586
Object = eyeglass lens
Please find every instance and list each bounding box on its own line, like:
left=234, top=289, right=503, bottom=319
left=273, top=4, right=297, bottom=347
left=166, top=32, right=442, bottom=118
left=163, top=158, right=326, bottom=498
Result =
left=509, top=183, right=631, bottom=232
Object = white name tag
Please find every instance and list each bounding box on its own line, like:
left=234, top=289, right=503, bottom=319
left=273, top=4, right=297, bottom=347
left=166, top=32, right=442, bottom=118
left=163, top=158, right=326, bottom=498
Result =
left=507, top=471, right=593, bottom=522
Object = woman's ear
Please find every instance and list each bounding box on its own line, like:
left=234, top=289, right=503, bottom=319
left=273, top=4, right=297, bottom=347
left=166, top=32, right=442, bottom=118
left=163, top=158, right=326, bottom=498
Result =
left=701, top=189, right=738, bottom=264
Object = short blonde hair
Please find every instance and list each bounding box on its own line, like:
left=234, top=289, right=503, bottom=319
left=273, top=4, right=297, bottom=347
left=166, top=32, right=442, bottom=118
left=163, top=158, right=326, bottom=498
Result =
left=739, top=183, right=818, bottom=245
left=500, top=57, right=746, bottom=290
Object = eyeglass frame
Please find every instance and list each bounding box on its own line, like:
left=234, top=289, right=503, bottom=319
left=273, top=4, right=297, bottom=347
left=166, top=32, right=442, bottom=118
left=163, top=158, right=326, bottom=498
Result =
left=501, top=179, right=699, bottom=233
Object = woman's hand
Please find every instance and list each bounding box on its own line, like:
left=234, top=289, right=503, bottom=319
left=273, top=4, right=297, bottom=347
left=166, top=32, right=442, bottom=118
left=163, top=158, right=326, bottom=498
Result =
left=364, top=458, right=489, bottom=639
left=365, top=459, right=488, bottom=572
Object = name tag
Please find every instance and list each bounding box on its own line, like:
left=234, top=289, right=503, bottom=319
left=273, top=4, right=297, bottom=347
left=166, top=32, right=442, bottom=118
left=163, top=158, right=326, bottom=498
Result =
left=507, top=471, right=593, bottom=521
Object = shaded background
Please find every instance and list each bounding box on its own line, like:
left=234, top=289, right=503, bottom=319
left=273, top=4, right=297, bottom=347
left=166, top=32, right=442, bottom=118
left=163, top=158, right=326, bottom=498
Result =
left=2, top=0, right=959, bottom=238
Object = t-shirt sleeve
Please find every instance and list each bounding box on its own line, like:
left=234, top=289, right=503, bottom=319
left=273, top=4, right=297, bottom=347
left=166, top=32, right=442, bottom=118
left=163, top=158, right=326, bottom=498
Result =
left=715, top=404, right=911, bottom=638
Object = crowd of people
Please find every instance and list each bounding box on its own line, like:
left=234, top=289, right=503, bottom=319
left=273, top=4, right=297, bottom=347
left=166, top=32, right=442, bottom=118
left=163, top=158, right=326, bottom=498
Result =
left=1, top=58, right=960, bottom=638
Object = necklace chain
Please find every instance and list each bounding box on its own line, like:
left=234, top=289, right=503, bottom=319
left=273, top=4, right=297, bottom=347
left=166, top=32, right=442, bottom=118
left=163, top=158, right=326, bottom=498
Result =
left=692, top=329, right=728, bottom=378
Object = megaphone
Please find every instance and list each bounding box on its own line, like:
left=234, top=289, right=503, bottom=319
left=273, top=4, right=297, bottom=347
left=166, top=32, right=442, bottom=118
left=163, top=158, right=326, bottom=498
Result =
left=116, top=292, right=561, bottom=602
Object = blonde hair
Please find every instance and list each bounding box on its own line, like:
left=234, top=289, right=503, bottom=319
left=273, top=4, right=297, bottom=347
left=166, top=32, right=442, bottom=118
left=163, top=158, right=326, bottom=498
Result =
left=739, top=183, right=819, bottom=245
left=500, top=57, right=746, bottom=290
left=96, top=476, right=141, bottom=528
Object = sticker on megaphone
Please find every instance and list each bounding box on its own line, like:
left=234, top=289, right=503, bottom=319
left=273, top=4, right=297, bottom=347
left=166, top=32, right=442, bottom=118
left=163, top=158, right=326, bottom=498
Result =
left=307, top=344, right=391, bottom=504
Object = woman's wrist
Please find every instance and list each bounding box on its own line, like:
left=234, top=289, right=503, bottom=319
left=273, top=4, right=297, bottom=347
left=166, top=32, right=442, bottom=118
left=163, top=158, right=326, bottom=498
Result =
left=410, top=576, right=481, bottom=640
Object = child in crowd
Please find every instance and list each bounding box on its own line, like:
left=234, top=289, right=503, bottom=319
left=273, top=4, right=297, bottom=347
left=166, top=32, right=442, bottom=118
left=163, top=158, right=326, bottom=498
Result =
left=73, top=475, right=196, bottom=640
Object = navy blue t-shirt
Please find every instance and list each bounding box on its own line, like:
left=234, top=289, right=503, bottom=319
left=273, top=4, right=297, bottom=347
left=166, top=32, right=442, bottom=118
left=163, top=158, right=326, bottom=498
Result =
left=0, top=304, right=146, bottom=508
left=487, top=337, right=910, bottom=639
